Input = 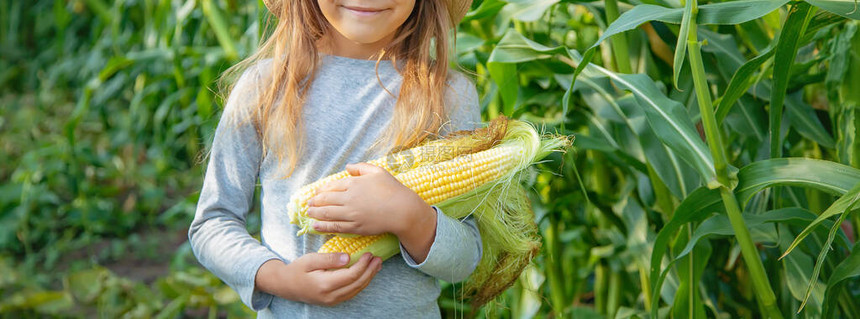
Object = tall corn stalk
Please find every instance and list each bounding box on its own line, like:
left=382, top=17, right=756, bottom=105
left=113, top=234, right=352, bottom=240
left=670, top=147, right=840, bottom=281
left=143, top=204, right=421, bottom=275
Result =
left=683, top=1, right=781, bottom=316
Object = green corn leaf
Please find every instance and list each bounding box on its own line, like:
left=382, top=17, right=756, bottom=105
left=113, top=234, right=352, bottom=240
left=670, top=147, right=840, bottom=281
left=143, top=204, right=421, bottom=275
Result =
left=723, top=95, right=768, bottom=143
left=650, top=158, right=860, bottom=312
left=576, top=76, right=631, bottom=124
left=775, top=181, right=860, bottom=314
left=735, top=158, right=860, bottom=200
left=585, top=113, right=622, bottom=150
left=770, top=2, right=816, bottom=158
left=589, top=0, right=791, bottom=53
left=488, top=31, right=570, bottom=115
left=777, top=224, right=825, bottom=313
left=675, top=208, right=845, bottom=262
left=489, top=31, right=569, bottom=64
left=715, top=47, right=774, bottom=124
left=487, top=62, right=518, bottom=116
left=201, top=0, right=238, bottom=61
left=499, top=0, right=559, bottom=23
left=671, top=227, right=710, bottom=319
left=673, top=0, right=695, bottom=90
left=651, top=207, right=842, bottom=316
left=826, top=23, right=857, bottom=103
left=605, top=0, right=632, bottom=74
left=81, top=0, right=111, bottom=24
left=716, top=10, right=842, bottom=125
left=797, top=196, right=856, bottom=313
left=649, top=187, right=721, bottom=313
left=587, top=67, right=719, bottom=188
left=822, top=243, right=860, bottom=318
left=780, top=182, right=860, bottom=259
left=462, top=0, right=507, bottom=22
left=455, top=32, right=485, bottom=55
left=805, top=0, right=860, bottom=19
left=785, top=93, right=836, bottom=149
left=639, top=121, right=700, bottom=199
left=491, top=30, right=718, bottom=192
left=572, top=52, right=719, bottom=187
left=699, top=30, right=749, bottom=94
left=574, top=0, right=789, bottom=100
left=570, top=76, right=700, bottom=198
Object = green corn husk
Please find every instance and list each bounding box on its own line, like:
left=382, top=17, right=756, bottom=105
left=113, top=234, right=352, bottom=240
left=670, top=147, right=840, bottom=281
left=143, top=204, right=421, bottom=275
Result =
left=432, top=119, right=570, bottom=306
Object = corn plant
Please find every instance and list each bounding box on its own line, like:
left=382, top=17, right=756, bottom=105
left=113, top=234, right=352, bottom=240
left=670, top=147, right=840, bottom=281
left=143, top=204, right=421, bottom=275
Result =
left=2, top=0, right=267, bottom=316
left=1, top=0, right=265, bottom=260
left=451, top=0, right=860, bottom=317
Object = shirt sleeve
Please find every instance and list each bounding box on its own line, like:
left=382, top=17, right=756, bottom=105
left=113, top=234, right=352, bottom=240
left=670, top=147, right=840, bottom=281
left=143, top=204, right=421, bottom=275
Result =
left=398, top=72, right=484, bottom=283
left=399, top=206, right=483, bottom=283
left=187, top=64, right=281, bottom=311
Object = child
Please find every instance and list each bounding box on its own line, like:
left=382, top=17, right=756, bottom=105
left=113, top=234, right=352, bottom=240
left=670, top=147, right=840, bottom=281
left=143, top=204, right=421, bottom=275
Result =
left=188, top=0, right=482, bottom=317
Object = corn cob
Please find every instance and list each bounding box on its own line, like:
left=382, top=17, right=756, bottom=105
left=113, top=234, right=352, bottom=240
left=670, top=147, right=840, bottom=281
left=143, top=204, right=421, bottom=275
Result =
left=309, top=143, right=526, bottom=266
left=317, top=233, right=399, bottom=267
left=293, top=144, right=524, bottom=235
left=396, top=144, right=522, bottom=205
left=287, top=118, right=508, bottom=234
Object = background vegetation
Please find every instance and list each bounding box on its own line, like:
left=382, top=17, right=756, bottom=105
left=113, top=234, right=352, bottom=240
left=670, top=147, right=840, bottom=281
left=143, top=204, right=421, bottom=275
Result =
left=2, top=0, right=859, bottom=317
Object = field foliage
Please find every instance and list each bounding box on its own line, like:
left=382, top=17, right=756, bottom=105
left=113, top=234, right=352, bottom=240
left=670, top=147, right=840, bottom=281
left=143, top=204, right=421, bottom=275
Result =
left=2, top=0, right=860, bottom=317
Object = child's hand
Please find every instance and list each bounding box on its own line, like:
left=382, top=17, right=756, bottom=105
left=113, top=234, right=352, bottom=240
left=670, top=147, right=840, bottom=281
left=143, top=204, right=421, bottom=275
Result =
left=307, top=162, right=438, bottom=263
left=307, top=163, right=435, bottom=237
left=258, top=252, right=382, bottom=306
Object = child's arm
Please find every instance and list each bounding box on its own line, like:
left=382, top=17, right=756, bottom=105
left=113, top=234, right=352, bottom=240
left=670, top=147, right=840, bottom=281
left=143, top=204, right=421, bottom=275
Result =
left=399, top=207, right=483, bottom=283
left=188, top=67, right=282, bottom=311
left=188, top=65, right=382, bottom=309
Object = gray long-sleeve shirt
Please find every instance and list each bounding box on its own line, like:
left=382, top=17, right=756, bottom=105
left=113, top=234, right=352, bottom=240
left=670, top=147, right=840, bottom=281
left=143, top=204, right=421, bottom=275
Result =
left=188, top=55, right=483, bottom=318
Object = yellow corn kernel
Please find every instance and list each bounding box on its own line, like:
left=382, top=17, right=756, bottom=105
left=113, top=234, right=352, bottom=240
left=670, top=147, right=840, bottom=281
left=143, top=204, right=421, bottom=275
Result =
left=319, top=233, right=400, bottom=266
left=394, top=145, right=521, bottom=206
left=319, top=234, right=386, bottom=254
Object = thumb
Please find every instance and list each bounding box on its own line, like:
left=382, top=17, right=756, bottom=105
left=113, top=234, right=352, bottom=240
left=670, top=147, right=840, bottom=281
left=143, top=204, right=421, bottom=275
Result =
left=300, top=252, right=351, bottom=271
left=345, top=162, right=379, bottom=177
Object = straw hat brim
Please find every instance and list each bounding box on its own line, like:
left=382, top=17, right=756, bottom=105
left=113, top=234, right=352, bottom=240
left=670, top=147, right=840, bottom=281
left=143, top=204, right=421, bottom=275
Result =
left=262, top=0, right=472, bottom=27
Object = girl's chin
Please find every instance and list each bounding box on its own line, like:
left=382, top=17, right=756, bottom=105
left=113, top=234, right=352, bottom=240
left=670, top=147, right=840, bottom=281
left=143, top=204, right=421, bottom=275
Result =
left=343, top=37, right=387, bottom=46
left=338, top=31, right=390, bottom=45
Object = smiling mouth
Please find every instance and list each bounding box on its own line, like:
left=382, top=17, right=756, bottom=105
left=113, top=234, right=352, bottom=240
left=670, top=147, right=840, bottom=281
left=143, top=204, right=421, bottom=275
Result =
left=341, top=5, right=388, bottom=16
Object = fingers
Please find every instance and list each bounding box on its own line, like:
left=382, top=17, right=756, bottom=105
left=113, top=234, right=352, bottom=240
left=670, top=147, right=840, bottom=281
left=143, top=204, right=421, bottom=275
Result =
left=316, top=178, right=350, bottom=194
left=333, top=256, right=382, bottom=300
left=345, top=162, right=383, bottom=177
left=309, top=191, right=349, bottom=207
left=313, top=220, right=357, bottom=234
left=307, top=205, right=352, bottom=221
left=299, top=252, right=351, bottom=271
left=323, top=253, right=375, bottom=290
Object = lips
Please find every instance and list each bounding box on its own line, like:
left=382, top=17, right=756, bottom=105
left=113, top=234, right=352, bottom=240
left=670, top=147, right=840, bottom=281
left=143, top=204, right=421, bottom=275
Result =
left=341, top=5, right=388, bottom=16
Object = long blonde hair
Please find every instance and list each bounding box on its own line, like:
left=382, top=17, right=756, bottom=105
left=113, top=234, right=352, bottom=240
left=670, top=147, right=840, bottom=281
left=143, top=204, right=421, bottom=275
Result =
left=219, top=0, right=455, bottom=178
